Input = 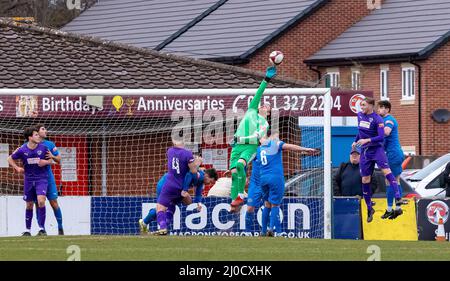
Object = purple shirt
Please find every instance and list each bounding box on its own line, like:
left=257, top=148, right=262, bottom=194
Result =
left=355, top=112, right=384, bottom=148
left=163, top=147, right=194, bottom=190
left=11, top=143, right=49, bottom=181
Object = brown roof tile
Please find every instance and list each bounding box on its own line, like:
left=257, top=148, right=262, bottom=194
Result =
left=0, top=19, right=312, bottom=89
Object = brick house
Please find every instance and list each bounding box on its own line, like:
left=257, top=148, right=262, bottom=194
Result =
left=0, top=19, right=309, bottom=196
left=240, top=0, right=373, bottom=82
left=305, top=0, right=450, bottom=156
left=62, top=0, right=372, bottom=83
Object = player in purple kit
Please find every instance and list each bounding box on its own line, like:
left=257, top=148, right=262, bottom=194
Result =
left=7, top=127, right=54, bottom=236
left=151, top=138, right=197, bottom=235
left=352, top=97, right=403, bottom=223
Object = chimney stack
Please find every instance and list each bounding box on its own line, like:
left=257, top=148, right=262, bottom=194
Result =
left=367, top=0, right=382, bottom=10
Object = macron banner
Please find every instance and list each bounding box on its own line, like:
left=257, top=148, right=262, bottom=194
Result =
left=91, top=196, right=365, bottom=238
left=91, top=197, right=324, bottom=238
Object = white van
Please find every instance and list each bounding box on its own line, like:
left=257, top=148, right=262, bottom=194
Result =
left=401, top=153, right=450, bottom=198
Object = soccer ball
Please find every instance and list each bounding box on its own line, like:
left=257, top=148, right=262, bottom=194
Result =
left=269, top=50, right=284, bottom=65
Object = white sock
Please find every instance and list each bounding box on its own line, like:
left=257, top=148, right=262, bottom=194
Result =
left=395, top=205, right=401, bottom=211
left=387, top=206, right=393, bottom=212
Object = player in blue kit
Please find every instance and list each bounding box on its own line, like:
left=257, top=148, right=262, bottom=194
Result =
left=245, top=158, right=263, bottom=234
left=257, top=133, right=319, bottom=237
left=353, top=97, right=403, bottom=223
left=139, top=166, right=217, bottom=234
left=181, top=167, right=218, bottom=210
left=35, top=124, right=64, bottom=235
left=377, top=101, right=406, bottom=219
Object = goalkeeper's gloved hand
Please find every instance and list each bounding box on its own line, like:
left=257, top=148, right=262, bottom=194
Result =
left=264, top=66, right=277, bottom=82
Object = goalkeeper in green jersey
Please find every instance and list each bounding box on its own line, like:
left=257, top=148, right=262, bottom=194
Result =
left=229, top=66, right=277, bottom=212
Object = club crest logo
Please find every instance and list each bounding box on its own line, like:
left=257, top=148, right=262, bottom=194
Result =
left=426, top=200, right=449, bottom=225
left=349, top=94, right=366, bottom=113
left=37, top=150, right=42, bottom=156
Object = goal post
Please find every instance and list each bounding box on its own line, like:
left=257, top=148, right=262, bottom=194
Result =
left=322, top=88, right=332, bottom=239
left=0, top=88, right=332, bottom=238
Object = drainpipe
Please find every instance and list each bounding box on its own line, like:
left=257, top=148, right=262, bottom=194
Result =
left=309, top=65, right=322, bottom=85
left=410, top=60, right=422, bottom=155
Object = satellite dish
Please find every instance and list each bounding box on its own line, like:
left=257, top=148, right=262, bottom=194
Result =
left=431, top=109, right=449, bottom=123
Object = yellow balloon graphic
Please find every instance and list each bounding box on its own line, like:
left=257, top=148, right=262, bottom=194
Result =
left=112, top=96, right=124, bottom=112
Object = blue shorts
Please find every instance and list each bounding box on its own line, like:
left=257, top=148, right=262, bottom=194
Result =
left=388, top=159, right=403, bottom=177
left=360, top=146, right=390, bottom=177
left=387, top=154, right=404, bottom=177
left=247, top=181, right=264, bottom=208
left=46, top=177, right=58, bottom=201
left=260, top=176, right=284, bottom=205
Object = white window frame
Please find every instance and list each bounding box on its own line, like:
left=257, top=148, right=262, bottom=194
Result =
left=380, top=69, right=389, bottom=100
left=327, top=71, right=340, bottom=88
left=402, top=67, right=416, bottom=100
left=351, top=70, right=361, bottom=90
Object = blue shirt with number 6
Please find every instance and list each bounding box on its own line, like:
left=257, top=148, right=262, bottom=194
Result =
left=257, top=139, right=285, bottom=184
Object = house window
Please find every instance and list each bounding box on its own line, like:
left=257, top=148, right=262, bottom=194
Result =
left=352, top=70, right=361, bottom=90
left=402, top=67, right=415, bottom=100
left=326, top=72, right=340, bottom=87
left=380, top=69, right=389, bottom=100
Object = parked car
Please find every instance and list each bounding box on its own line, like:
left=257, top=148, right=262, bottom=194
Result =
left=400, top=153, right=450, bottom=199
left=284, top=168, right=336, bottom=197
left=284, top=166, right=418, bottom=198
left=371, top=169, right=417, bottom=198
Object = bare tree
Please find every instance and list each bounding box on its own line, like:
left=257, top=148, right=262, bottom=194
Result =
left=0, top=0, right=35, bottom=16
left=0, top=0, right=97, bottom=28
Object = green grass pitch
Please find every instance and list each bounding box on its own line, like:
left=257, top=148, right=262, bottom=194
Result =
left=1, top=236, right=450, bottom=261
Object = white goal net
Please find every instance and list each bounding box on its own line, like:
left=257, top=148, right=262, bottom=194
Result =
left=0, top=88, right=332, bottom=238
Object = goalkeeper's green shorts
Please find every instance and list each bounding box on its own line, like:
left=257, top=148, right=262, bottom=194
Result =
left=229, top=144, right=258, bottom=170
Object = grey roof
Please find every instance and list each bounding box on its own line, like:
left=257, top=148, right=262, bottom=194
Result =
left=62, top=0, right=220, bottom=49
left=306, top=0, right=450, bottom=64
left=62, top=0, right=326, bottom=62
left=161, top=0, right=325, bottom=61
left=0, top=19, right=311, bottom=90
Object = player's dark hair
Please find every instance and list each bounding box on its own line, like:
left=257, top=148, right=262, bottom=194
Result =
left=364, top=97, right=375, bottom=106
left=34, top=123, right=45, bottom=131
left=23, top=126, right=37, bottom=141
left=205, top=168, right=218, bottom=181
left=377, top=100, right=391, bottom=112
